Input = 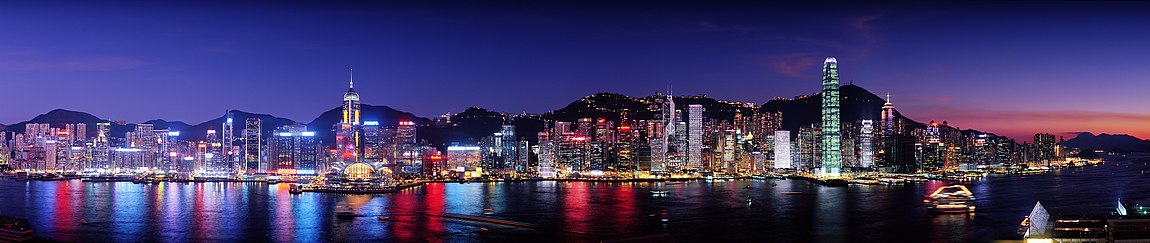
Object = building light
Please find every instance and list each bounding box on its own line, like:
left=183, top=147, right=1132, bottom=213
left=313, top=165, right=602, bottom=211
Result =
left=363, top=121, right=380, bottom=126
left=279, top=132, right=294, bottom=137
left=168, top=131, right=180, bottom=136
left=301, top=132, right=316, bottom=136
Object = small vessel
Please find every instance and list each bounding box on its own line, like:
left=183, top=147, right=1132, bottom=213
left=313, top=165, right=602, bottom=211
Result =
left=377, top=216, right=389, bottom=222
left=650, top=190, right=669, bottom=195
left=744, top=185, right=754, bottom=189
left=336, top=211, right=357, bottom=219
left=924, top=185, right=976, bottom=214
left=267, top=176, right=281, bottom=184
left=289, top=184, right=303, bottom=194
left=482, top=208, right=495, bottom=215
left=745, top=196, right=754, bottom=206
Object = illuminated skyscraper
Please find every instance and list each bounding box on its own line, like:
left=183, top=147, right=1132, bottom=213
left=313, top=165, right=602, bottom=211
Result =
left=860, top=120, right=875, bottom=168
left=773, top=130, right=792, bottom=169
left=881, top=94, right=897, bottom=135
left=222, top=111, right=235, bottom=171
left=337, top=70, right=362, bottom=163
left=343, top=70, right=361, bottom=125
left=244, top=118, right=262, bottom=173
left=820, top=57, right=842, bottom=177
left=687, top=104, right=703, bottom=171
left=94, top=122, right=111, bottom=169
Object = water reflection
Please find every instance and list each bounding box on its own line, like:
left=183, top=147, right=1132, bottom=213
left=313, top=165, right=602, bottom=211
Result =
left=1, top=159, right=1147, bottom=242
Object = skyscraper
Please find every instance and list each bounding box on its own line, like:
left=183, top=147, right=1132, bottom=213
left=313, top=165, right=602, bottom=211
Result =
left=860, top=120, right=875, bottom=168
left=337, top=71, right=362, bottom=164
left=881, top=94, right=897, bottom=135
left=222, top=111, right=235, bottom=171
left=687, top=104, right=703, bottom=171
left=820, top=57, right=842, bottom=177
left=244, top=118, right=262, bottom=173
left=773, top=131, right=792, bottom=169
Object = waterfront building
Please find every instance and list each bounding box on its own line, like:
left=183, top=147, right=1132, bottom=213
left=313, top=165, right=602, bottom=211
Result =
left=537, top=132, right=557, bottom=178
left=395, top=121, right=418, bottom=173
left=883, top=134, right=918, bottom=173
left=820, top=57, right=842, bottom=177
left=860, top=120, right=875, bottom=168
left=446, top=145, right=483, bottom=178
left=362, top=121, right=384, bottom=164
left=244, top=118, right=262, bottom=173
left=687, top=104, right=703, bottom=171
left=93, top=122, right=111, bottom=170
left=772, top=130, right=792, bottom=169
left=222, top=111, right=235, bottom=171
left=1034, top=133, right=1056, bottom=165
left=499, top=125, right=517, bottom=170
left=272, top=127, right=318, bottom=176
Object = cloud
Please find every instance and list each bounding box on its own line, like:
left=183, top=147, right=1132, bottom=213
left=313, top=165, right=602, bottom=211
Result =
left=764, top=53, right=820, bottom=78
left=0, top=56, right=147, bottom=72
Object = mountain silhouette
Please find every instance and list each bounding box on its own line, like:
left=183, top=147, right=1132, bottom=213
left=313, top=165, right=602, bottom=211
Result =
left=1060, top=132, right=1150, bottom=153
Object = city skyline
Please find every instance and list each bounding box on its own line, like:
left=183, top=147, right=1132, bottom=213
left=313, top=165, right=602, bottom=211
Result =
left=3, top=2, right=1150, bottom=141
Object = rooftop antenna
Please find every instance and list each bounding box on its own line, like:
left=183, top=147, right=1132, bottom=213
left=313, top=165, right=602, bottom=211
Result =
left=349, top=68, right=354, bottom=89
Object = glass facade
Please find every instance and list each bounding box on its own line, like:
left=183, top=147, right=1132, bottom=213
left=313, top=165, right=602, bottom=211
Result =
left=820, top=57, right=842, bottom=177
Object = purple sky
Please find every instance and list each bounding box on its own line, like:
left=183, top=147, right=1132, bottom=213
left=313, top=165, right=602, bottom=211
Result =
left=2, top=2, right=1149, bottom=141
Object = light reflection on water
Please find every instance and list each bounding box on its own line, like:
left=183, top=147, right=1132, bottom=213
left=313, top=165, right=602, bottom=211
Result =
left=1, top=157, right=1148, bottom=242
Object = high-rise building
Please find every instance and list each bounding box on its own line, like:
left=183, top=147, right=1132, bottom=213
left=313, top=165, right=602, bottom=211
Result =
left=222, top=111, right=235, bottom=171
left=687, top=104, right=703, bottom=171
left=244, top=118, right=262, bottom=173
left=94, top=122, right=111, bottom=170
left=820, top=57, right=842, bottom=177
left=272, top=128, right=318, bottom=176
left=500, top=125, right=517, bottom=170
left=537, top=131, right=557, bottom=178
left=396, top=121, right=417, bottom=173
left=362, top=121, right=384, bottom=164
left=773, top=131, right=792, bottom=169
left=881, top=94, right=898, bottom=135
left=860, top=120, right=875, bottom=168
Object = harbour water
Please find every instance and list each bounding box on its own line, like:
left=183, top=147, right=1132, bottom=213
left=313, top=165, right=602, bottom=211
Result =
left=3, top=157, right=1148, bottom=242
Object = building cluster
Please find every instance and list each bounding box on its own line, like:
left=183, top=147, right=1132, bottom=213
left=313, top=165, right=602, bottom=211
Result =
left=0, top=59, right=1070, bottom=179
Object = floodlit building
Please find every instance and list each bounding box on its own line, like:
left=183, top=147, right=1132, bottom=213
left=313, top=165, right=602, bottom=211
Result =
left=820, top=56, right=842, bottom=177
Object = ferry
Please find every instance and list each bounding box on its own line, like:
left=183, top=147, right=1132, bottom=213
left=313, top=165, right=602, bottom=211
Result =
left=267, top=176, right=281, bottom=184
left=289, top=184, right=303, bottom=194
left=924, top=185, right=976, bottom=213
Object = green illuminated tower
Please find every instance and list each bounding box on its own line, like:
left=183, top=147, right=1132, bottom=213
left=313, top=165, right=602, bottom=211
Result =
left=820, top=57, right=842, bottom=177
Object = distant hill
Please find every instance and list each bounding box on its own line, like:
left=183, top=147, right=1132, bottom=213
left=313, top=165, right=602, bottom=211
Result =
left=178, top=110, right=300, bottom=145
left=5, top=109, right=133, bottom=137
left=0, top=84, right=1059, bottom=150
left=760, top=84, right=920, bottom=132
left=1060, top=132, right=1150, bottom=153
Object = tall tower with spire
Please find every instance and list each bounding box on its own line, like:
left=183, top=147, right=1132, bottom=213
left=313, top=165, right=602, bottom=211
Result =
left=336, top=69, right=362, bottom=163
left=881, top=93, right=898, bottom=135
left=343, top=69, right=361, bottom=125
left=820, top=57, right=842, bottom=177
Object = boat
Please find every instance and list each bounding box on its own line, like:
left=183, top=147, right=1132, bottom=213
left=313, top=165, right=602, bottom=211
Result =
left=650, top=190, right=669, bottom=195
left=289, top=184, right=303, bottom=194
left=377, top=216, right=390, bottom=222
left=482, top=208, right=495, bottom=215
left=267, top=176, right=281, bottom=184
left=336, top=211, right=357, bottom=219
left=924, top=185, right=976, bottom=213
left=821, top=178, right=848, bottom=187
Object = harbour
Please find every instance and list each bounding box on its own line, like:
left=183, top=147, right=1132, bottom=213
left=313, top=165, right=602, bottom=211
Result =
left=0, top=156, right=1145, bottom=242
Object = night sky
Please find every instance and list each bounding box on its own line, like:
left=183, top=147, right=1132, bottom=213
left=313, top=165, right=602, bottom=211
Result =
left=2, top=2, right=1149, bottom=141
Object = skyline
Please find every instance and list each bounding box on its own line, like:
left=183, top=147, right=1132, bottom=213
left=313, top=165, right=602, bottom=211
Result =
left=3, top=2, right=1150, bottom=141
